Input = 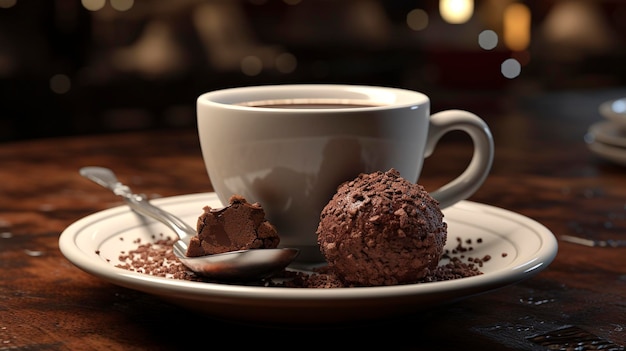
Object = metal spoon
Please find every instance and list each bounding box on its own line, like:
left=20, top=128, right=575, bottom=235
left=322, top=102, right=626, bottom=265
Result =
left=79, top=166, right=299, bottom=281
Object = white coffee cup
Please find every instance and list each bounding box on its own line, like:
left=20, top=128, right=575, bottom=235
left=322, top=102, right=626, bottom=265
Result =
left=197, top=84, right=494, bottom=262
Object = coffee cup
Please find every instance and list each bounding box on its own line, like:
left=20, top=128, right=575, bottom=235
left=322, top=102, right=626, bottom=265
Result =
left=197, top=84, right=494, bottom=262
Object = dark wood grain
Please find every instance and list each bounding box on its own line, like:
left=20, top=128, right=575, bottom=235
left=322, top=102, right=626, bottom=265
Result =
left=0, top=90, right=624, bottom=350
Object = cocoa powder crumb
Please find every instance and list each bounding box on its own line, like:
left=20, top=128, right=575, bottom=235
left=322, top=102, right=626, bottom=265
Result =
left=115, top=237, right=200, bottom=280
left=113, top=234, right=497, bottom=288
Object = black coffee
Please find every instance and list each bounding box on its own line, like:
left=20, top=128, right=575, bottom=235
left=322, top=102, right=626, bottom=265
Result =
left=235, top=98, right=383, bottom=109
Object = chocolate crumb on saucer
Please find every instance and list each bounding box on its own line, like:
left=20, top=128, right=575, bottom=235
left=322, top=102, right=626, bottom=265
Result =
left=114, top=235, right=487, bottom=288
left=116, top=237, right=194, bottom=280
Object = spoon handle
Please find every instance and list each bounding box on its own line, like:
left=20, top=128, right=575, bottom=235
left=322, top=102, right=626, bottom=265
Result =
left=79, top=167, right=196, bottom=243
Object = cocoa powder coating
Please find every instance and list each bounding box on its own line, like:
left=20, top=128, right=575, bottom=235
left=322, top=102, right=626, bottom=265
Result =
left=316, top=169, right=447, bottom=286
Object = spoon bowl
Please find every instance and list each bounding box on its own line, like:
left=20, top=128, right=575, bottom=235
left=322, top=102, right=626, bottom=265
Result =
left=79, top=166, right=299, bottom=281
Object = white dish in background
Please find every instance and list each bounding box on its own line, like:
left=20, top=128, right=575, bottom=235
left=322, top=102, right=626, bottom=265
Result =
left=587, top=121, right=626, bottom=148
left=599, top=98, right=626, bottom=127
left=587, top=138, right=626, bottom=166
left=59, top=192, right=558, bottom=325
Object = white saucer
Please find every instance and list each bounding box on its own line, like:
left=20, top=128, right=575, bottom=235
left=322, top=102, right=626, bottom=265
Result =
left=587, top=121, right=626, bottom=148
left=599, top=98, right=626, bottom=128
left=587, top=138, right=626, bottom=166
left=59, top=192, right=558, bottom=325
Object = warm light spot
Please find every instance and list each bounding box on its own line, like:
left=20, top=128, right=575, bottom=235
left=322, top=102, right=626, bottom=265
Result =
left=501, top=58, right=521, bottom=79
left=407, top=9, right=429, bottom=31
left=0, top=0, right=17, bottom=9
left=111, top=0, right=133, bottom=12
left=503, top=3, right=531, bottom=51
left=439, top=0, right=473, bottom=24
left=50, top=74, right=71, bottom=94
left=81, top=0, right=105, bottom=11
left=241, top=56, right=263, bottom=76
left=478, top=30, right=498, bottom=50
left=275, top=52, right=297, bottom=74
left=541, top=1, right=615, bottom=54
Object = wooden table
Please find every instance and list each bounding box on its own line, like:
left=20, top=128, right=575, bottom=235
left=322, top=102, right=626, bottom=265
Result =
left=1, top=89, right=625, bottom=350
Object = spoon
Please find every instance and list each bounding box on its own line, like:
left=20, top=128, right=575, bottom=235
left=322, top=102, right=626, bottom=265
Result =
left=79, top=166, right=299, bottom=281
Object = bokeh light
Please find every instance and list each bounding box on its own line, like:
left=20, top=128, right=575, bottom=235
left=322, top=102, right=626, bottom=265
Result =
left=111, top=0, right=134, bottom=12
left=50, top=74, right=71, bottom=94
left=478, top=30, right=498, bottom=50
left=407, top=9, right=429, bottom=31
left=611, top=100, right=626, bottom=113
left=504, top=3, right=531, bottom=51
left=275, top=52, right=297, bottom=74
left=241, top=56, right=263, bottom=76
left=439, top=0, right=474, bottom=24
left=501, top=58, right=521, bottom=79
left=81, top=0, right=105, bottom=11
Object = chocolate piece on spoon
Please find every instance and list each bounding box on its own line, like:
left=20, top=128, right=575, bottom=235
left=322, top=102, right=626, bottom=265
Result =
left=79, top=166, right=298, bottom=281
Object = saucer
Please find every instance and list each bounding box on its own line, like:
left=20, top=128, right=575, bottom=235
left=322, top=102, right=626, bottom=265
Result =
left=587, top=121, right=626, bottom=148
left=599, top=98, right=626, bottom=127
left=59, top=192, right=558, bottom=325
left=587, top=138, right=626, bottom=166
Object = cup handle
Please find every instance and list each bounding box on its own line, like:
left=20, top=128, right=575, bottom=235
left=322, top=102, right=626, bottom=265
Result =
left=425, top=109, right=494, bottom=208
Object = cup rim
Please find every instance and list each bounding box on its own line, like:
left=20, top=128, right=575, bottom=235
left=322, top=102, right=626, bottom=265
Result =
left=197, top=84, right=429, bottom=112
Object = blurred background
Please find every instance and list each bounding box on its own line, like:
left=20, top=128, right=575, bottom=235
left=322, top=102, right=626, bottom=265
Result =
left=1, top=0, right=625, bottom=142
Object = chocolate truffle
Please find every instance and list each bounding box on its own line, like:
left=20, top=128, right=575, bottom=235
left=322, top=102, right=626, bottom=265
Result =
left=316, top=169, right=447, bottom=286
left=186, top=195, right=280, bottom=257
